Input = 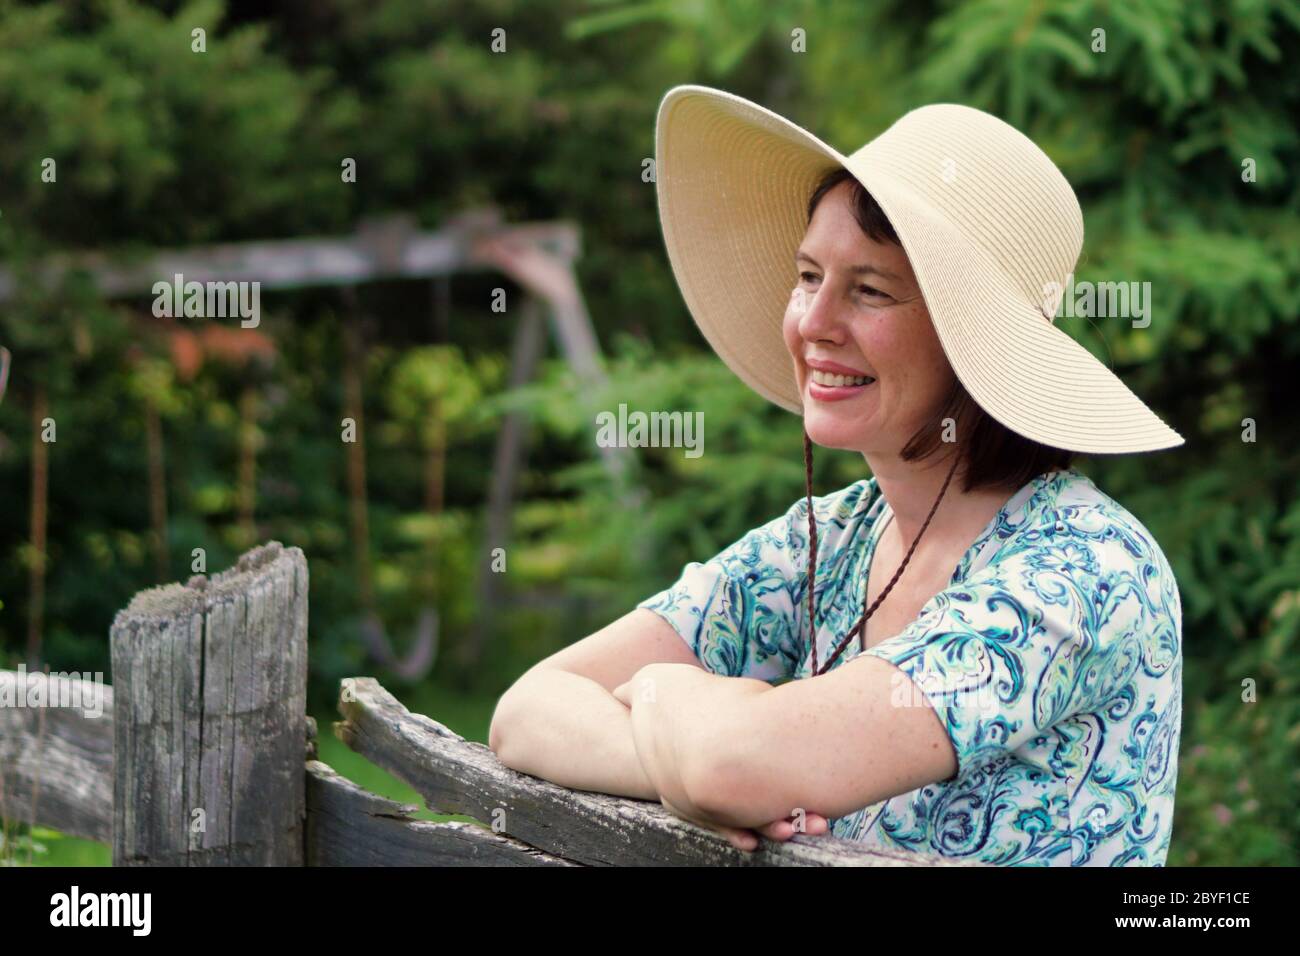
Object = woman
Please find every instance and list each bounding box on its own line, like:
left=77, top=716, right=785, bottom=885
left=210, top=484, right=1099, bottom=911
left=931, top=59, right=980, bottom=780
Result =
left=489, top=86, right=1184, bottom=866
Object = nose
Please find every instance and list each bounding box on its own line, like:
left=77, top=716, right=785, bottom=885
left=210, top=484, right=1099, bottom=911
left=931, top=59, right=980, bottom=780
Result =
left=794, top=279, right=848, bottom=345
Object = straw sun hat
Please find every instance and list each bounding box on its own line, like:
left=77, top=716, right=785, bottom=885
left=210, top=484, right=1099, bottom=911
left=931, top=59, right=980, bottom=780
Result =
left=653, top=85, right=1184, bottom=454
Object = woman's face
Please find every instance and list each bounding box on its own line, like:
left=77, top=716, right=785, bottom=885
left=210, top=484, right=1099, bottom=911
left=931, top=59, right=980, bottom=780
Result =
left=781, top=180, right=957, bottom=460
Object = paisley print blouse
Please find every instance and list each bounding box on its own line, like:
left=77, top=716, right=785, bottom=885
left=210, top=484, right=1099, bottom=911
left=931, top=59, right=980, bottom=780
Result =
left=635, top=467, right=1182, bottom=866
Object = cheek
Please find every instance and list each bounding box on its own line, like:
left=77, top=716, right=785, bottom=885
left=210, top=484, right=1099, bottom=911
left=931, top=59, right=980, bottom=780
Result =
left=901, top=336, right=956, bottom=407
left=848, top=315, right=905, bottom=370
left=857, top=308, right=949, bottom=394
left=908, top=317, right=953, bottom=387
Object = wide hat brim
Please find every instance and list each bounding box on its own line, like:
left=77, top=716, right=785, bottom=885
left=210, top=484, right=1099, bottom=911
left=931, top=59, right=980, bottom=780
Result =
left=654, top=85, right=1184, bottom=454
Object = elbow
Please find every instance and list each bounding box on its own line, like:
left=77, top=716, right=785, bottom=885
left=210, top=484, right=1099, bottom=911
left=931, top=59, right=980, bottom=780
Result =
left=487, top=687, right=523, bottom=765
left=487, top=716, right=507, bottom=761
left=680, top=728, right=767, bottom=825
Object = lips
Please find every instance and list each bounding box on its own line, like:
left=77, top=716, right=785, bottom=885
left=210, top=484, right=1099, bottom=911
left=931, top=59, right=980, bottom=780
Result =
left=806, top=375, right=876, bottom=403
left=806, top=357, right=875, bottom=376
left=803, top=357, right=877, bottom=405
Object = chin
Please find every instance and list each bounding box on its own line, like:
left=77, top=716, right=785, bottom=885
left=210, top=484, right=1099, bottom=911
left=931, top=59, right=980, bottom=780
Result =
left=803, top=408, right=876, bottom=453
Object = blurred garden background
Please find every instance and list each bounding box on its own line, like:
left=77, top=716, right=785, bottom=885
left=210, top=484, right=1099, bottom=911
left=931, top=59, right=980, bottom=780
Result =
left=1, top=0, right=1297, bottom=866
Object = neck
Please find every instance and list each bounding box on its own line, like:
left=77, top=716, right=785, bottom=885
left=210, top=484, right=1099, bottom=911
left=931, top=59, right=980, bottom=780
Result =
left=865, top=448, right=1012, bottom=548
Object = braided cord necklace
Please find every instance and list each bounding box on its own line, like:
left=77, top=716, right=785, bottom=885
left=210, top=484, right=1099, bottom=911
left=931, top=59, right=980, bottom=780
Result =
left=802, top=429, right=962, bottom=677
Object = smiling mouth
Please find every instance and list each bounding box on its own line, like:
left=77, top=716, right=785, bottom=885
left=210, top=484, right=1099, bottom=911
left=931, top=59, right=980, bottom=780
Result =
left=809, top=369, right=876, bottom=388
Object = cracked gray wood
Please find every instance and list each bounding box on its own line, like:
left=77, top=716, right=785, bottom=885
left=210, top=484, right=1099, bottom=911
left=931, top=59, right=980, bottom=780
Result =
left=109, top=541, right=309, bottom=866
left=305, top=760, right=575, bottom=866
left=0, top=670, right=113, bottom=842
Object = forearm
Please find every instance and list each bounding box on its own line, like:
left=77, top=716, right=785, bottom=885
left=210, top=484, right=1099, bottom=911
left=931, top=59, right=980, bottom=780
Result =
left=624, top=665, right=782, bottom=825
left=490, top=669, right=659, bottom=801
left=653, top=674, right=806, bottom=828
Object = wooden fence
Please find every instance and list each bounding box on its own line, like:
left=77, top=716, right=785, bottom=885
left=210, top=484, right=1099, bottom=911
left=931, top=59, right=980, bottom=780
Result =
left=0, top=542, right=978, bottom=866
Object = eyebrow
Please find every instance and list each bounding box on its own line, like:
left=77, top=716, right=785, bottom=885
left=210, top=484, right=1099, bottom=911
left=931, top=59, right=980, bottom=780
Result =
left=795, top=250, right=901, bottom=282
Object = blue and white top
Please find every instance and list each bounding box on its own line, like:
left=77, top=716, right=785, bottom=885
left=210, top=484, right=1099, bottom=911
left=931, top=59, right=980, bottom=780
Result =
left=636, top=467, right=1182, bottom=866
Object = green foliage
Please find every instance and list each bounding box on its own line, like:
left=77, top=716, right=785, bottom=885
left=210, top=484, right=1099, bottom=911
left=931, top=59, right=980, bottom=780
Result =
left=382, top=345, right=503, bottom=447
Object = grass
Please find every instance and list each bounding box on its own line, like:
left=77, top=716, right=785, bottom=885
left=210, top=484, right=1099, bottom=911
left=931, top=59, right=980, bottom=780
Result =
left=1, top=827, right=111, bottom=867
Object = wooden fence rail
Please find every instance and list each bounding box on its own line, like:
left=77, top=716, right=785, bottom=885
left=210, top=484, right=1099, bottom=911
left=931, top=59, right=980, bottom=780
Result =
left=0, top=542, right=979, bottom=867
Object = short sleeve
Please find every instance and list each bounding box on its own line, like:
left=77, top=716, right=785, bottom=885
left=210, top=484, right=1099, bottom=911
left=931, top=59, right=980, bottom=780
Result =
left=859, top=534, right=1140, bottom=781
left=636, top=498, right=809, bottom=682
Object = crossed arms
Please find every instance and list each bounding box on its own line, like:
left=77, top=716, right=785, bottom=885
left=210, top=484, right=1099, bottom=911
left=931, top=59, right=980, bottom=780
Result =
left=489, top=608, right=957, bottom=846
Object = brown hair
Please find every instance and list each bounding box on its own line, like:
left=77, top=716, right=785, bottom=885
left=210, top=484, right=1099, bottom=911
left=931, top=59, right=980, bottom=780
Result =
left=804, top=166, right=1075, bottom=495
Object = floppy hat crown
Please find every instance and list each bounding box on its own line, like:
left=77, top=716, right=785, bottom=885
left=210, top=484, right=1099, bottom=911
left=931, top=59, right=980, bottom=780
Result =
left=654, top=85, right=1183, bottom=454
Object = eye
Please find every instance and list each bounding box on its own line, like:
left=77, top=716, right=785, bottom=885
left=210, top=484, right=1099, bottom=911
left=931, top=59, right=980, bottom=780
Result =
left=857, top=284, right=892, bottom=299
left=798, top=271, right=820, bottom=284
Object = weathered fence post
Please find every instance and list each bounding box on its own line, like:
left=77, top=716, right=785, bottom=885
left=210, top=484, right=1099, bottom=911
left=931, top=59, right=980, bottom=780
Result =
left=109, top=541, right=308, bottom=865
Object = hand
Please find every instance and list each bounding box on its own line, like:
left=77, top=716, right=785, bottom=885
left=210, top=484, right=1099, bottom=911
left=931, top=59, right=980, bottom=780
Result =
left=659, top=794, right=831, bottom=852
left=611, top=662, right=731, bottom=712
left=660, top=794, right=763, bottom=851
left=755, top=808, right=831, bottom=843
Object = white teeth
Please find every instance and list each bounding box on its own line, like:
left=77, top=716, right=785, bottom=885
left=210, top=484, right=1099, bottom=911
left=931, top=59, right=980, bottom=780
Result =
left=810, top=369, right=875, bottom=387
